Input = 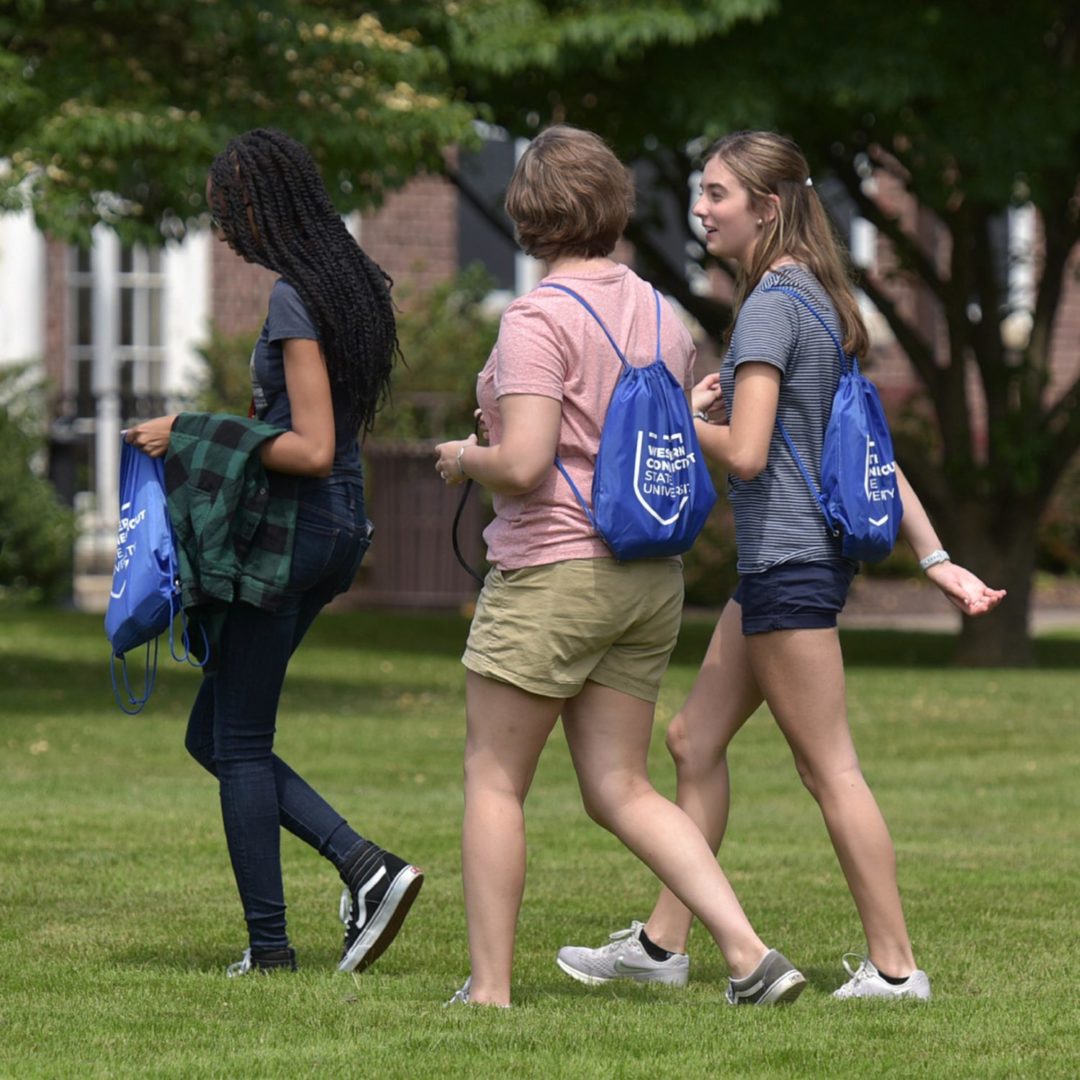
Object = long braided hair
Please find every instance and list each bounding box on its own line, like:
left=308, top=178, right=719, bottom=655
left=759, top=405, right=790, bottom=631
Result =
left=208, top=128, right=398, bottom=435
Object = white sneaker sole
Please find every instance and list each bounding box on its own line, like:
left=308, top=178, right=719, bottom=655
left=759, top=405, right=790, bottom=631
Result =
left=555, top=955, right=687, bottom=988
left=755, top=969, right=807, bottom=1005
left=338, top=864, right=423, bottom=973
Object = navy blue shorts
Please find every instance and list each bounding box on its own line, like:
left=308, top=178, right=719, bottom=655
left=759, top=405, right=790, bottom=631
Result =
left=733, top=560, right=857, bottom=636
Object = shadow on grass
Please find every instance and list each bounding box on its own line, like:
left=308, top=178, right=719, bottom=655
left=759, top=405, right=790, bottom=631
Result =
left=0, top=651, right=453, bottom=719
left=671, top=618, right=1080, bottom=669
left=4, top=611, right=1079, bottom=720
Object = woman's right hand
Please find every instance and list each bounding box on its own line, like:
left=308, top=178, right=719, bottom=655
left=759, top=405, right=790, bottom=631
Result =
left=434, top=434, right=478, bottom=486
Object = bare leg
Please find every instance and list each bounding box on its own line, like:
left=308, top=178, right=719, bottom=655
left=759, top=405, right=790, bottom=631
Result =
left=644, top=600, right=764, bottom=953
left=747, top=628, right=917, bottom=976
left=461, top=671, right=561, bottom=1005
left=562, top=681, right=768, bottom=978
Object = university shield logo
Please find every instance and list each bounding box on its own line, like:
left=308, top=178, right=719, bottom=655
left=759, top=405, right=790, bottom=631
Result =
left=633, top=429, right=693, bottom=526
left=863, top=436, right=897, bottom=529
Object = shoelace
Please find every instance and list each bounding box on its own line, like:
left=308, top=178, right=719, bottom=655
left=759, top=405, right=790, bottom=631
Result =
left=338, top=866, right=387, bottom=934
left=444, top=976, right=472, bottom=1006
left=226, top=949, right=253, bottom=978
left=599, top=922, right=645, bottom=954
left=841, top=952, right=872, bottom=981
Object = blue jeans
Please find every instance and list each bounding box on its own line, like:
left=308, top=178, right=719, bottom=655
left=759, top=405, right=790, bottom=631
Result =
left=185, top=475, right=373, bottom=950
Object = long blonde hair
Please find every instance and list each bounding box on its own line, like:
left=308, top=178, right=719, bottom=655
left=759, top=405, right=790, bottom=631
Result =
left=705, top=131, right=869, bottom=357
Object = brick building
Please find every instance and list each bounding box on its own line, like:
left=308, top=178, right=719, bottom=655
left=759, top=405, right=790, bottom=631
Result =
left=1, top=142, right=1077, bottom=608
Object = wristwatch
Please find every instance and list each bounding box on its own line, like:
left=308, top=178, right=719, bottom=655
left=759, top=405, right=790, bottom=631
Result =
left=918, top=548, right=950, bottom=572
left=692, top=410, right=710, bottom=423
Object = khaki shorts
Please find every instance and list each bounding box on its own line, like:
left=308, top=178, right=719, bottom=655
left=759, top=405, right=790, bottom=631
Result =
left=463, top=557, right=684, bottom=703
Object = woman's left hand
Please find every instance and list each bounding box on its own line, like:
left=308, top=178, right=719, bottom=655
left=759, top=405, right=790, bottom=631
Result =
left=926, top=562, right=1007, bottom=617
left=434, top=434, right=478, bottom=486
left=124, top=415, right=177, bottom=458
left=691, top=373, right=724, bottom=419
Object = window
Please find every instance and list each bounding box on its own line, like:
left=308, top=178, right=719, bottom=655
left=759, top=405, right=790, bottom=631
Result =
left=68, top=239, right=166, bottom=423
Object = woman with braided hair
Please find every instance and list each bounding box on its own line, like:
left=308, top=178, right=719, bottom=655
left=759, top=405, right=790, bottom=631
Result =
left=126, top=128, right=422, bottom=977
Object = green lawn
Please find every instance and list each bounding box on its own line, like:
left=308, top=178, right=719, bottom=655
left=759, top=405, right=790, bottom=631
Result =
left=1, top=608, right=1077, bottom=1079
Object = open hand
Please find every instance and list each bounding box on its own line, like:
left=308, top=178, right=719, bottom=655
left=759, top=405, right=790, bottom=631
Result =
left=926, top=562, right=1007, bottom=617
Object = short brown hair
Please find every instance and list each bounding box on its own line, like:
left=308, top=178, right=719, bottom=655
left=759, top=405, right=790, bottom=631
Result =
left=504, top=125, right=635, bottom=262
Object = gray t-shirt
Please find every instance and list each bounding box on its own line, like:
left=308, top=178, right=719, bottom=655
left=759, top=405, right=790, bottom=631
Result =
left=250, top=278, right=362, bottom=478
left=719, top=265, right=845, bottom=574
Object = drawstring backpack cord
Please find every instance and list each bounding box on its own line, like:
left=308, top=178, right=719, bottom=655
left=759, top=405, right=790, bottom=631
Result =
left=451, top=417, right=486, bottom=585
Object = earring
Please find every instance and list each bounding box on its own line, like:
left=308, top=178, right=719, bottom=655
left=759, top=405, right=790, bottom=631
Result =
left=756, top=218, right=764, bottom=228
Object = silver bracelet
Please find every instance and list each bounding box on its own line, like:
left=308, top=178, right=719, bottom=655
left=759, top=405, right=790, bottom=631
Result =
left=918, top=548, right=950, bottom=572
left=692, top=410, right=710, bottom=423
left=456, top=443, right=468, bottom=478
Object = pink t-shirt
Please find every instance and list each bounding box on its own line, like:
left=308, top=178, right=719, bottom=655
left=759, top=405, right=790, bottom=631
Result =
left=477, top=264, right=697, bottom=570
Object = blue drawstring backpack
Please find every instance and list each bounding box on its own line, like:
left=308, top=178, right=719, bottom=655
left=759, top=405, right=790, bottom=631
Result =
left=764, top=284, right=903, bottom=562
left=105, top=439, right=204, bottom=713
left=545, top=283, right=717, bottom=561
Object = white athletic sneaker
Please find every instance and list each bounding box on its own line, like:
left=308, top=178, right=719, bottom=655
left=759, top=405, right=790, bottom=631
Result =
left=443, top=976, right=511, bottom=1008
left=832, top=954, right=932, bottom=1000
left=556, top=921, right=690, bottom=987
left=444, top=976, right=473, bottom=1007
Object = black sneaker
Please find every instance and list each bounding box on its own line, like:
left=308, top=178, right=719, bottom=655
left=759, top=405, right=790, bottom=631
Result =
left=226, top=946, right=297, bottom=978
left=338, top=849, right=424, bottom=973
left=725, top=949, right=806, bottom=1005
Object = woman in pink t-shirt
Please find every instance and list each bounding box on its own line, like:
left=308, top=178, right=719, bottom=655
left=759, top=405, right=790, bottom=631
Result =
left=434, top=125, right=805, bottom=1008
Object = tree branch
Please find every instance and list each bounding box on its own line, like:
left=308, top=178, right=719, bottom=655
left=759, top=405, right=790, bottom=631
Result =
left=831, top=151, right=950, bottom=307
left=1041, top=368, right=1080, bottom=499
left=625, top=218, right=732, bottom=341
left=853, top=271, right=938, bottom=388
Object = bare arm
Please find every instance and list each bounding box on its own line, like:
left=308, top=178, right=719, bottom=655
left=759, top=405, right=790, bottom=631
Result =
left=257, top=337, right=335, bottom=477
left=125, top=338, right=335, bottom=477
left=896, top=465, right=1006, bottom=617
left=692, top=362, right=780, bottom=480
left=435, top=394, right=562, bottom=496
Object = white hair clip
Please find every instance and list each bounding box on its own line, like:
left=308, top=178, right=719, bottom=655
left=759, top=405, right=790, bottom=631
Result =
left=804, top=177, right=813, bottom=187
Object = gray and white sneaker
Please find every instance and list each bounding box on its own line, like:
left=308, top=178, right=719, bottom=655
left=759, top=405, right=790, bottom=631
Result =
left=444, top=976, right=511, bottom=1008
left=444, top=976, right=473, bottom=1006
left=556, top=921, right=690, bottom=987
left=832, top=954, right=931, bottom=1000
left=726, top=949, right=806, bottom=1005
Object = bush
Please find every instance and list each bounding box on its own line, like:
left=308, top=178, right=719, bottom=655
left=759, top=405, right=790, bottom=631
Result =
left=0, top=364, right=75, bottom=602
left=1038, top=450, right=1080, bottom=575
left=682, top=492, right=738, bottom=608
left=192, top=265, right=503, bottom=444
left=191, top=326, right=254, bottom=415
left=377, top=264, right=502, bottom=442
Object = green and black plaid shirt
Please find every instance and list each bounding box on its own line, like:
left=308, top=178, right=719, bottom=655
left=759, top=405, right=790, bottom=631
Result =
left=165, top=413, right=299, bottom=621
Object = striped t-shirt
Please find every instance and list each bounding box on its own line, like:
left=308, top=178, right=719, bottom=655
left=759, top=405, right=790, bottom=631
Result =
left=719, top=265, right=846, bottom=574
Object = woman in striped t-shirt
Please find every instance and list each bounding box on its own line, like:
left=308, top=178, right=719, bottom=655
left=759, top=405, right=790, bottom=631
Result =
left=556, top=131, right=1004, bottom=1001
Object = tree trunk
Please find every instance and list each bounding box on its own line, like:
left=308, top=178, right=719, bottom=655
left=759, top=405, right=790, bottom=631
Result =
left=949, top=503, right=1039, bottom=667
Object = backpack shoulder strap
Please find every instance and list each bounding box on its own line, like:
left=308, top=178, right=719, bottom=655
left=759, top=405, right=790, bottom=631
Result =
left=759, top=280, right=842, bottom=530
left=539, top=281, right=637, bottom=533
left=760, top=281, right=852, bottom=376
left=540, top=282, right=631, bottom=371
left=651, top=287, right=663, bottom=362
